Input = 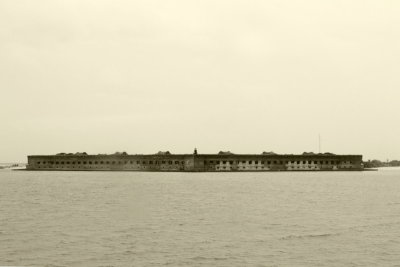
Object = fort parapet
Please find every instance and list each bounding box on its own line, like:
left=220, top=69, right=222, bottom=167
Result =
left=26, top=150, right=363, bottom=171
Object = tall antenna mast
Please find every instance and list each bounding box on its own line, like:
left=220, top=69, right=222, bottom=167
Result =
left=319, top=134, right=321, bottom=153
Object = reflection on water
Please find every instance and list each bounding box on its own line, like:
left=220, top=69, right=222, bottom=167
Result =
left=1, top=169, right=400, bottom=266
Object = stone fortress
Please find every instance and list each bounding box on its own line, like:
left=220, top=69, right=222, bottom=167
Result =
left=27, top=149, right=363, bottom=171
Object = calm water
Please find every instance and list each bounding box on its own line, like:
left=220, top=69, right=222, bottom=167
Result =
left=1, top=169, right=400, bottom=267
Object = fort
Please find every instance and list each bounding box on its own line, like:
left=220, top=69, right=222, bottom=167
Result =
left=26, top=149, right=363, bottom=171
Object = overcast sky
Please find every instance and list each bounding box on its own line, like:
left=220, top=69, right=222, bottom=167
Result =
left=1, top=0, right=399, bottom=162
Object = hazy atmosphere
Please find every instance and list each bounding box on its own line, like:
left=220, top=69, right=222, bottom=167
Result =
left=1, top=0, right=399, bottom=163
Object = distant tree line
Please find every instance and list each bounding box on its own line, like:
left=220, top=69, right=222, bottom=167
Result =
left=364, top=160, right=400, bottom=168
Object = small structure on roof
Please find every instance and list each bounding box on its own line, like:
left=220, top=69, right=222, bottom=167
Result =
left=113, top=151, right=128, bottom=156
left=218, top=151, right=234, bottom=155
left=156, top=151, right=171, bottom=155
left=262, top=151, right=277, bottom=155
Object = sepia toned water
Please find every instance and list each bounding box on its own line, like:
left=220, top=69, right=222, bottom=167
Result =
left=1, top=169, right=400, bottom=267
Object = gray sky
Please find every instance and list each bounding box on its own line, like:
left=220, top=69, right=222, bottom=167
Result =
left=1, top=0, right=399, bottom=162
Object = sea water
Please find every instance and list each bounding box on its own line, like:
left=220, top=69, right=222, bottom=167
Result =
left=1, top=169, right=399, bottom=266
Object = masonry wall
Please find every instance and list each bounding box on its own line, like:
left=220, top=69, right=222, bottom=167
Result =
left=196, top=154, right=363, bottom=171
left=27, top=155, right=189, bottom=171
left=27, top=154, right=363, bottom=171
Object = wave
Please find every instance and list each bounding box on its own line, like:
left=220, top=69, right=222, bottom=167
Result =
left=280, top=232, right=340, bottom=240
left=190, top=256, right=229, bottom=261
